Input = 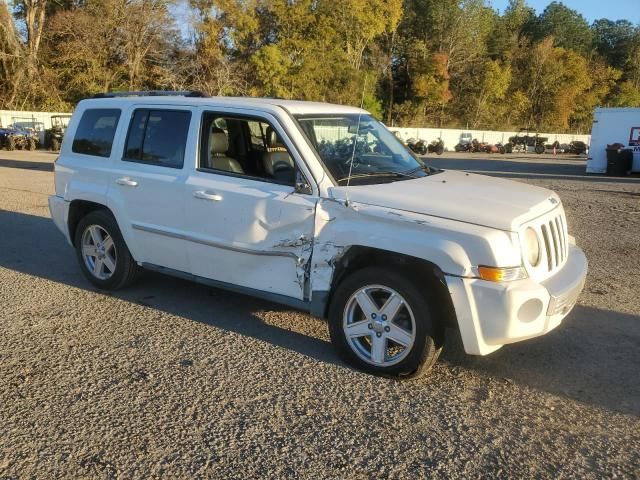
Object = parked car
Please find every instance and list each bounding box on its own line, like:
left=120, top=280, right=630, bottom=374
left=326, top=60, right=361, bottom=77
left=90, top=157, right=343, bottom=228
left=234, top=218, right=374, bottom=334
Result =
left=45, top=114, right=72, bottom=151
left=568, top=140, right=588, bottom=155
left=48, top=92, right=588, bottom=378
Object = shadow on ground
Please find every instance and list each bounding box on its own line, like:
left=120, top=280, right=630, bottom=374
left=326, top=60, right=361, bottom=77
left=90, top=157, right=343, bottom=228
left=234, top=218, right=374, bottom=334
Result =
left=1, top=208, right=639, bottom=415
left=0, top=157, right=54, bottom=172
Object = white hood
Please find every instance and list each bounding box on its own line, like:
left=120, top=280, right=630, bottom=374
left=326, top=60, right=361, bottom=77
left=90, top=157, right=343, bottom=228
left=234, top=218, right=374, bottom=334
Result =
left=329, top=170, right=560, bottom=231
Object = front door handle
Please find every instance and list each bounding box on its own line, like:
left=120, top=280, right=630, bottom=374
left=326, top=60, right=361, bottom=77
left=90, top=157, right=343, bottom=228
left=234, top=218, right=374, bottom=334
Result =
left=193, top=190, right=223, bottom=201
left=116, top=177, right=138, bottom=187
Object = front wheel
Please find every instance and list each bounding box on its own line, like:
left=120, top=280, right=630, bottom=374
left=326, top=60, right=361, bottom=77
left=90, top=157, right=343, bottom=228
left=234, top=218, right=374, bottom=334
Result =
left=328, top=267, right=442, bottom=378
left=74, top=210, right=140, bottom=290
left=535, top=144, right=545, bottom=154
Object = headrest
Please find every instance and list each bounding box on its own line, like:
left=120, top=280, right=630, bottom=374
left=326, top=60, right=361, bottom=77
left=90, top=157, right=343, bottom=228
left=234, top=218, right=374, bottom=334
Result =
left=210, top=127, right=228, bottom=154
left=266, top=126, right=285, bottom=149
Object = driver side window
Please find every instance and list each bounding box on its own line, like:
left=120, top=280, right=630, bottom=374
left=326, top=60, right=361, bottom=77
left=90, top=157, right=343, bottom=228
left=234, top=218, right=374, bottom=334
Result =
left=198, top=112, right=297, bottom=186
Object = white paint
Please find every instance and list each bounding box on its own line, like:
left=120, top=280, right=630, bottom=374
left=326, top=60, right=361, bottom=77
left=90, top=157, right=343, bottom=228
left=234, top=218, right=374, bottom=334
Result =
left=587, top=108, right=640, bottom=173
left=49, top=95, right=589, bottom=358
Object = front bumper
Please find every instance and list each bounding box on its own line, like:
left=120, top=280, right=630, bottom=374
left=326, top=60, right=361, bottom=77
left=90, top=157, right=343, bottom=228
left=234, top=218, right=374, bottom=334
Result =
left=48, top=195, right=71, bottom=245
left=446, top=243, right=588, bottom=355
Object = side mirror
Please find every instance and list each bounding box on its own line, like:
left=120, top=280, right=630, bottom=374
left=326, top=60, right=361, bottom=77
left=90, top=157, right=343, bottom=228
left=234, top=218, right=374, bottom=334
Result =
left=294, top=169, right=312, bottom=195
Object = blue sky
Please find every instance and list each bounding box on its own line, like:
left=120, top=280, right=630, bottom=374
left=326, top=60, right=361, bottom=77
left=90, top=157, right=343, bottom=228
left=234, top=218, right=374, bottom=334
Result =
left=490, top=0, right=639, bottom=24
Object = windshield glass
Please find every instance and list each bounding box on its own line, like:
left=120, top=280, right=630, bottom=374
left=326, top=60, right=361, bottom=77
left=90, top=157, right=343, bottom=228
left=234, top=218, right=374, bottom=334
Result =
left=295, top=114, right=432, bottom=184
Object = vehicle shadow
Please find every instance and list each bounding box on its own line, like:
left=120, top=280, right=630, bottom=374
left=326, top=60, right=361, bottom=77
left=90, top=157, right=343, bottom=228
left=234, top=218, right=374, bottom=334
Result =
left=440, top=304, right=640, bottom=416
left=0, top=158, right=54, bottom=172
left=1, top=208, right=639, bottom=415
left=0, top=208, right=340, bottom=368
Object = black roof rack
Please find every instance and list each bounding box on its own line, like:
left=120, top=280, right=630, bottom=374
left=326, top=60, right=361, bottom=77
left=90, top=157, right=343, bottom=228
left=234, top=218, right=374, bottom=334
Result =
left=92, top=90, right=208, bottom=99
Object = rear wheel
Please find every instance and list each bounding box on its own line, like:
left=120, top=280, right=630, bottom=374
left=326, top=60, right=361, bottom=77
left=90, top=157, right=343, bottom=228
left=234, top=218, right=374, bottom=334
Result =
left=329, top=267, right=442, bottom=378
left=535, top=144, right=545, bottom=154
left=74, top=210, right=140, bottom=290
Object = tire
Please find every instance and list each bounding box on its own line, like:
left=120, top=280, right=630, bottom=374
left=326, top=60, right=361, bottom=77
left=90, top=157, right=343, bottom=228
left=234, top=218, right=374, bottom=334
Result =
left=504, top=143, right=513, bottom=154
left=499, top=146, right=506, bottom=154
left=51, top=138, right=60, bottom=151
left=74, top=209, right=140, bottom=290
left=6, top=136, right=15, bottom=151
left=436, top=145, right=444, bottom=155
left=535, top=144, right=544, bottom=154
left=27, top=138, right=36, bottom=151
left=328, top=266, right=442, bottom=378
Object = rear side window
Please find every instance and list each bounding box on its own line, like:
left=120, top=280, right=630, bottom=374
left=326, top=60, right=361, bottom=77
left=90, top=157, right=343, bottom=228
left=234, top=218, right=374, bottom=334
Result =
left=123, top=109, right=191, bottom=169
left=72, top=109, right=121, bottom=157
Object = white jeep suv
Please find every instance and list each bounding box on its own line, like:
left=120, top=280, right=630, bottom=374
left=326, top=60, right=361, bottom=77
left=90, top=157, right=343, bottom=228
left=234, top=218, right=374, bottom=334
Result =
left=49, top=92, right=588, bottom=377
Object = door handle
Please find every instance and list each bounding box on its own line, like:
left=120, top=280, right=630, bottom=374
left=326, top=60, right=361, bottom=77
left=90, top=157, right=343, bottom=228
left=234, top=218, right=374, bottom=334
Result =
left=193, top=190, right=223, bottom=201
left=116, top=177, right=138, bottom=187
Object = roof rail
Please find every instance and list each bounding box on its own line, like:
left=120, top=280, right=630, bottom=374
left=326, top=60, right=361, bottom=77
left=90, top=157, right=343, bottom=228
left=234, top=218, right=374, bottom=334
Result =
left=92, top=90, right=208, bottom=99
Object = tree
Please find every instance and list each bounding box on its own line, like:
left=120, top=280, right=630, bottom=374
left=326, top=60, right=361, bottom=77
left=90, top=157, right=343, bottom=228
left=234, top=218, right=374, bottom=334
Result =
left=592, top=19, right=636, bottom=69
left=511, top=38, right=591, bottom=129
left=529, top=2, right=592, bottom=56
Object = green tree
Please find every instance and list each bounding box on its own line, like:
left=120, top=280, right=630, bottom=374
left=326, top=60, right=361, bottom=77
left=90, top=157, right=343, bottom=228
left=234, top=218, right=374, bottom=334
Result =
left=529, top=2, right=592, bottom=55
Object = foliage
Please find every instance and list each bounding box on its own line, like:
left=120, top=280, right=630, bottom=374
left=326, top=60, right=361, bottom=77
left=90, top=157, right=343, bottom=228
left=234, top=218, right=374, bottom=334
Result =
left=1, top=0, right=640, bottom=133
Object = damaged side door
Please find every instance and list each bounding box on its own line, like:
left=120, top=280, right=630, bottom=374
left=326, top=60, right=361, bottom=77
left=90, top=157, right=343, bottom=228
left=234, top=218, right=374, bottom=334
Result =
left=183, top=108, right=317, bottom=300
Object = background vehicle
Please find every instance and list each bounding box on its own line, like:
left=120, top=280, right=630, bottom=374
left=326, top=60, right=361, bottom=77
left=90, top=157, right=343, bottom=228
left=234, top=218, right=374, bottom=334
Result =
left=45, top=115, right=71, bottom=151
left=454, top=141, right=472, bottom=152
left=405, top=137, right=427, bottom=155
left=568, top=140, right=588, bottom=155
left=509, top=128, right=547, bottom=154
left=427, top=138, right=444, bottom=155
left=588, top=107, right=639, bottom=173
left=0, top=126, right=36, bottom=150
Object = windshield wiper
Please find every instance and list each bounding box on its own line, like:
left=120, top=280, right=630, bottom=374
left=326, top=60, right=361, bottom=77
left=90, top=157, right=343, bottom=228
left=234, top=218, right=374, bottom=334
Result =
left=406, top=164, right=432, bottom=175
left=337, top=170, right=418, bottom=184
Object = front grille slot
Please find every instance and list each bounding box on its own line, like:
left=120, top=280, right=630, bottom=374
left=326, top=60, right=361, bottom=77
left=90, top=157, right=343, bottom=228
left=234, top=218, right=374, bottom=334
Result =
left=549, top=220, right=560, bottom=266
left=555, top=217, right=564, bottom=262
left=541, top=224, right=553, bottom=271
left=527, top=210, right=569, bottom=278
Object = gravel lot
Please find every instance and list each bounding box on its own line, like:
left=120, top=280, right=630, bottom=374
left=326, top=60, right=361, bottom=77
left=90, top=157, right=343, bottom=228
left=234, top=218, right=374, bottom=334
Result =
left=1, top=150, right=639, bottom=478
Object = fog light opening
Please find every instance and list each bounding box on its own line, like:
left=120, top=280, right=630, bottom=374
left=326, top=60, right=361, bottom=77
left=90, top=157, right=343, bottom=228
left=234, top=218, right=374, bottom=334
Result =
left=518, top=298, right=544, bottom=323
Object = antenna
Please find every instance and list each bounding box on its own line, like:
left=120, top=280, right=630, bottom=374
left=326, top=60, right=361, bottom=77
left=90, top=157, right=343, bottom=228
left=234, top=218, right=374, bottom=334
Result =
left=344, top=77, right=367, bottom=208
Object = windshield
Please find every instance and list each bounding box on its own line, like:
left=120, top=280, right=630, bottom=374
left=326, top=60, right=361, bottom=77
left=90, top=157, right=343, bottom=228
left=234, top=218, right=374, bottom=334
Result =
left=295, top=114, right=432, bottom=184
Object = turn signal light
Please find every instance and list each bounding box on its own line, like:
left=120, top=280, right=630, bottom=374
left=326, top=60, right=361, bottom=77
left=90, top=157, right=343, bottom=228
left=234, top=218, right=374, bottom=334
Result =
left=477, top=266, right=528, bottom=282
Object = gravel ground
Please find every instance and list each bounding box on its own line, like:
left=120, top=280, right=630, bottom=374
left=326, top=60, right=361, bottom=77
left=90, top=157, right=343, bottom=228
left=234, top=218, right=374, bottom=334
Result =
left=0, top=150, right=639, bottom=478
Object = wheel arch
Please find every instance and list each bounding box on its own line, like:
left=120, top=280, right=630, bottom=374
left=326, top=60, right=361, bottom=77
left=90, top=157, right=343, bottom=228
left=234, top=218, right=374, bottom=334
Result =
left=315, top=246, right=457, bottom=332
left=67, top=199, right=114, bottom=246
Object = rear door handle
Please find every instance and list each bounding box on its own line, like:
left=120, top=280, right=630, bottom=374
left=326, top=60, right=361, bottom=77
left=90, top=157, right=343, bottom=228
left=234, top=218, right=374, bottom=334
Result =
left=193, top=190, right=223, bottom=201
left=116, top=177, right=138, bottom=187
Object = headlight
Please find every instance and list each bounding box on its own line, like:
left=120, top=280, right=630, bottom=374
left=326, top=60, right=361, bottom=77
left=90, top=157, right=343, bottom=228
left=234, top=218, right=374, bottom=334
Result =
left=524, top=227, right=541, bottom=267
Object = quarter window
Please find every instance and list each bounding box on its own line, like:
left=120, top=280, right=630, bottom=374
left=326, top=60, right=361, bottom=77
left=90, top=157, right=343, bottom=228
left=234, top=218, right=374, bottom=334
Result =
left=72, top=109, right=121, bottom=157
left=123, top=109, right=191, bottom=169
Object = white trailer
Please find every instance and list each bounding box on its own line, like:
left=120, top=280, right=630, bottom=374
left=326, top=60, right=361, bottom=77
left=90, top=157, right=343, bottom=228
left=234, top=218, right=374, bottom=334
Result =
left=587, top=107, right=640, bottom=173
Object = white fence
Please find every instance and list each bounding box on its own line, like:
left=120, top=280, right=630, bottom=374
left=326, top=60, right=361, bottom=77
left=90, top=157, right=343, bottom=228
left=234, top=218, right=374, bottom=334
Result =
left=1, top=109, right=72, bottom=144
left=1, top=108, right=592, bottom=150
left=388, top=127, right=591, bottom=150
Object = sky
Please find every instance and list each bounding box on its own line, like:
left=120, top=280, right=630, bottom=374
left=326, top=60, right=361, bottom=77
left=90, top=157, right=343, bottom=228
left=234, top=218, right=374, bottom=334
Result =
left=490, top=0, right=639, bottom=24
